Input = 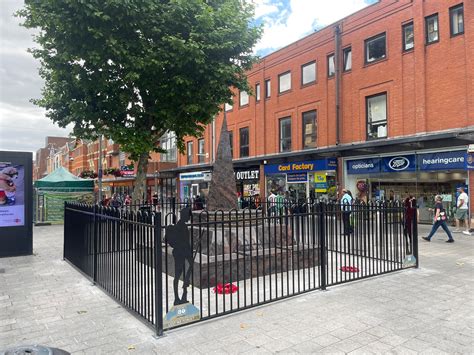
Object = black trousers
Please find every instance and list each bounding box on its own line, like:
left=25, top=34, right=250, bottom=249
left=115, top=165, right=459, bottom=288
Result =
left=342, top=211, right=353, bottom=235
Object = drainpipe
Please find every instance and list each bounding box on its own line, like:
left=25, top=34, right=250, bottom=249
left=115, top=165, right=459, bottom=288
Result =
left=212, top=119, right=216, bottom=163
left=334, top=24, right=342, bottom=146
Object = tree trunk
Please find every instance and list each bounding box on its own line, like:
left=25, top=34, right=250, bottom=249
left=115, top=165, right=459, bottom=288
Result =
left=132, top=152, right=149, bottom=204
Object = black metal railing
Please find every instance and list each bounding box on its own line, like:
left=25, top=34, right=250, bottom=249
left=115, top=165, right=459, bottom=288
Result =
left=64, top=200, right=418, bottom=336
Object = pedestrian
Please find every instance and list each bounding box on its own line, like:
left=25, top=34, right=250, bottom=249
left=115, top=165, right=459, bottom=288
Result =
left=454, top=186, right=470, bottom=235
left=422, top=195, right=454, bottom=243
left=403, top=195, right=416, bottom=253
left=267, top=190, right=277, bottom=216
left=254, top=193, right=261, bottom=209
left=340, top=188, right=353, bottom=235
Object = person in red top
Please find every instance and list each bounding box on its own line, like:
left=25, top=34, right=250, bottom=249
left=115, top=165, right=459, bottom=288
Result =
left=422, top=195, right=454, bottom=243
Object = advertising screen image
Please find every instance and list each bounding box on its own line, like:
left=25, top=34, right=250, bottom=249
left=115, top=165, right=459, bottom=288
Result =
left=0, top=163, right=25, bottom=227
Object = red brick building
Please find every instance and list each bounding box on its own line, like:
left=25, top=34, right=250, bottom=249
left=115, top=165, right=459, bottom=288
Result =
left=34, top=136, right=74, bottom=181
left=172, top=0, right=473, bottom=223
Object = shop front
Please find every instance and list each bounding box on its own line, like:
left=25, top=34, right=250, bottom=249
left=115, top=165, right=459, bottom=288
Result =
left=235, top=168, right=260, bottom=197
left=264, top=158, right=337, bottom=202
left=344, top=149, right=469, bottom=223
left=179, top=171, right=211, bottom=200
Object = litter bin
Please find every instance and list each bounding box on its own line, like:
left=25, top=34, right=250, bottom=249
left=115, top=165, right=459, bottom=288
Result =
left=0, top=345, right=70, bottom=355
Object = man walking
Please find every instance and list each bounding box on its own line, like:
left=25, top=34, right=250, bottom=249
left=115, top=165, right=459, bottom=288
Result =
left=454, top=186, right=469, bottom=235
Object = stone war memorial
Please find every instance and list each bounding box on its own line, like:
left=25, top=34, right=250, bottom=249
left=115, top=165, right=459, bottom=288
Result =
left=63, top=114, right=418, bottom=335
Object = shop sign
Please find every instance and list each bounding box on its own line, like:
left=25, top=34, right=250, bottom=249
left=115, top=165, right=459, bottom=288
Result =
left=381, top=155, right=416, bottom=173
left=235, top=169, right=259, bottom=181
left=264, top=158, right=336, bottom=174
left=346, top=158, right=380, bottom=174
left=466, top=152, right=474, bottom=170
left=179, top=171, right=210, bottom=181
left=120, top=164, right=135, bottom=176
left=287, top=173, right=307, bottom=183
left=418, top=151, right=466, bottom=171
left=313, top=173, right=327, bottom=192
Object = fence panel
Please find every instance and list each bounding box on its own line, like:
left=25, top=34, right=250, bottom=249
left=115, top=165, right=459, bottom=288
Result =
left=64, top=201, right=417, bottom=335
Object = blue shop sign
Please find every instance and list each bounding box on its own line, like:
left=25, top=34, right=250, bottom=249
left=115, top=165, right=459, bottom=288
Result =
left=346, top=158, right=381, bottom=174
left=466, top=152, right=474, bottom=170
left=287, top=173, right=308, bottom=183
left=381, top=155, right=416, bottom=173
left=418, top=151, right=466, bottom=171
left=264, top=158, right=336, bottom=174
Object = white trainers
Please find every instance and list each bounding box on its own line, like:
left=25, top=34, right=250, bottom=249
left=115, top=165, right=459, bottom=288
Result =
left=453, top=229, right=461, bottom=233
left=462, top=231, right=471, bottom=235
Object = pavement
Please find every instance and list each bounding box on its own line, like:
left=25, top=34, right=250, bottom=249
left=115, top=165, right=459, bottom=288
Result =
left=0, top=224, right=473, bottom=354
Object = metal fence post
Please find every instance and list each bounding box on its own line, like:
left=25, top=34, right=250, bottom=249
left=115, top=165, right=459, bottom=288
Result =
left=63, top=201, right=67, bottom=261
left=154, top=212, right=164, bottom=336
left=93, top=204, right=98, bottom=284
left=413, top=206, right=419, bottom=268
left=319, top=202, right=327, bottom=291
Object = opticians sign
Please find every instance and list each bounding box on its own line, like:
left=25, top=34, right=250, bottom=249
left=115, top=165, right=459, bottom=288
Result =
left=346, top=158, right=380, bottom=174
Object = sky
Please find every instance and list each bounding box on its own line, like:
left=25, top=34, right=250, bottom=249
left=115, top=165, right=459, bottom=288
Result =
left=0, top=0, right=376, bottom=154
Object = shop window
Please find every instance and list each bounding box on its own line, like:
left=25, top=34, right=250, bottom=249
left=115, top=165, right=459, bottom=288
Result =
left=450, top=4, right=464, bottom=36
left=343, top=47, right=352, bottom=72
left=365, top=33, right=386, bottom=64
left=265, top=79, right=271, bottom=98
left=198, top=138, right=205, bottom=163
left=229, top=131, right=233, bottom=158
left=366, top=93, right=387, bottom=140
left=278, top=71, right=291, bottom=94
left=255, top=83, right=261, bottom=102
left=302, top=110, right=317, bottom=149
left=279, top=117, right=292, bottom=152
left=186, top=141, right=193, bottom=164
left=327, top=54, right=335, bottom=77
left=425, top=14, right=439, bottom=44
left=119, top=151, right=126, bottom=167
left=402, top=22, right=414, bottom=51
left=239, top=127, right=249, bottom=158
left=301, top=61, right=316, bottom=85
left=239, top=90, right=249, bottom=107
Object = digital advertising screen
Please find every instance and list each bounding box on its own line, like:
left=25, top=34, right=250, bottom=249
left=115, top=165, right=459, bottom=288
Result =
left=0, top=162, right=25, bottom=227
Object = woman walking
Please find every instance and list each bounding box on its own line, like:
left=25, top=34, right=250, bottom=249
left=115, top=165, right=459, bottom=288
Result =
left=422, top=195, right=454, bottom=243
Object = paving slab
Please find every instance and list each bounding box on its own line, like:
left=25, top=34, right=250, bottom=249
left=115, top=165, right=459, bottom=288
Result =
left=0, top=224, right=473, bottom=354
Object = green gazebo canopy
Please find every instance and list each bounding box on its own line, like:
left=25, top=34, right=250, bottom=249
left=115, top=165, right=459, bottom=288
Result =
left=35, top=167, right=94, bottom=191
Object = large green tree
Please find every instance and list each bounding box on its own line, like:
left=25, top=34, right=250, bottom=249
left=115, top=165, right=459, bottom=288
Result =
left=19, top=0, right=261, bottom=202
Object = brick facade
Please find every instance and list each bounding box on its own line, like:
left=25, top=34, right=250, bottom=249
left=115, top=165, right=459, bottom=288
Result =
left=179, top=0, right=472, bottom=168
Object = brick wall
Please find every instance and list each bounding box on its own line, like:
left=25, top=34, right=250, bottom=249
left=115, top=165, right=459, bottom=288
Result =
left=178, top=0, right=473, bottom=166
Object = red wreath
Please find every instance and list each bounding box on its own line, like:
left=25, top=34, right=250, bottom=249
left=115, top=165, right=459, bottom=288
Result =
left=340, top=266, right=360, bottom=273
left=213, top=283, right=239, bottom=294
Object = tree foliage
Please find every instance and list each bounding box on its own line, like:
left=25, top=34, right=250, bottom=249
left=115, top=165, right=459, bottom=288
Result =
left=19, top=0, right=261, bottom=200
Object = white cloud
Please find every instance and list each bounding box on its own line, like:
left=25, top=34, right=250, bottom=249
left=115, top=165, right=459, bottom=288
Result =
left=254, top=0, right=372, bottom=53
left=253, top=0, right=280, bottom=18
left=0, top=0, right=71, bottom=153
